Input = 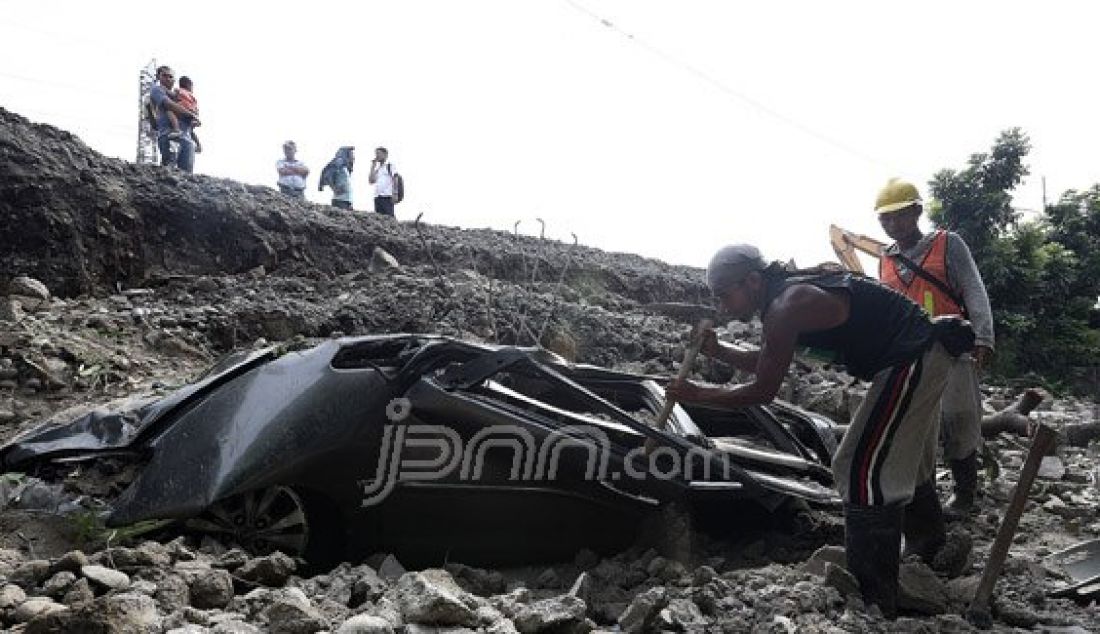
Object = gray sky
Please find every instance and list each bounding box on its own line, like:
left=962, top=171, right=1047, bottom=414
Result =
left=2, top=0, right=1097, bottom=268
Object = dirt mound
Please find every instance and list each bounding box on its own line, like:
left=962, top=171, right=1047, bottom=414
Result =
left=0, top=107, right=704, bottom=305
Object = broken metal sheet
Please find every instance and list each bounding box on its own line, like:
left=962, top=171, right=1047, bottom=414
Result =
left=0, top=347, right=275, bottom=468
left=1048, top=539, right=1100, bottom=601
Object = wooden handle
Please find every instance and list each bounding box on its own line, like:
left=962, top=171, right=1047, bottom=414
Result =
left=967, top=424, right=1058, bottom=624
left=653, top=318, right=714, bottom=432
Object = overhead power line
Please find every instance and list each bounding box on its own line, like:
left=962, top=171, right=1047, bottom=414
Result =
left=0, top=70, right=133, bottom=100
left=559, top=0, right=894, bottom=171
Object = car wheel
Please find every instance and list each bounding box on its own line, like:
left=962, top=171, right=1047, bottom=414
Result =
left=185, top=485, right=311, bottom=557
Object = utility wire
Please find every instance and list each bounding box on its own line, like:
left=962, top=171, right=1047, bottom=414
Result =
left=0, top=20, right=140, bottom=59
left=0, top=70, right=134, bottom=100
left=559, top=0, right=894, bottom=171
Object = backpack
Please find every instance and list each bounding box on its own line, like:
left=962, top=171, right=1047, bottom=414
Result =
left=387, top=164, right=404, bottom=203
left=318, top=159, right=339, bottom=191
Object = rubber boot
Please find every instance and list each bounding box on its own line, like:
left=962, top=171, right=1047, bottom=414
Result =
left=945, top=451, right=978, bottom=519
left=845, top=503, right=903, bottom=619
left=902, top=480, right=947, bottom=563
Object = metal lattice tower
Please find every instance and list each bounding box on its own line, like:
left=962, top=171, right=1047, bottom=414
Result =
left=136, top=59, right=159, bottom=164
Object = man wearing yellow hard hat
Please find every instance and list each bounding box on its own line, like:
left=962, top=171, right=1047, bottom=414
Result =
left=875, top=178, right=994, bottom=527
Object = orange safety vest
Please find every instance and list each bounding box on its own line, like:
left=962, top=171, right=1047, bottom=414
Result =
left=879, top=230, right=965, bottom=317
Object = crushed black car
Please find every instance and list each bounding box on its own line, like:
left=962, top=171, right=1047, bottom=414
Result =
left=0, top=335, right=840, bottom=566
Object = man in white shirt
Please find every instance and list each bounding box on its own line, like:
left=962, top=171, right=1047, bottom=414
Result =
left=367, top=146, right=398, bottom=216
left=276, top=141, right=309, bottom=200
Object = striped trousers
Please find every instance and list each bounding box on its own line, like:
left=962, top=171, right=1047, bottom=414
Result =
left=833, top=343, right=953, bottom=506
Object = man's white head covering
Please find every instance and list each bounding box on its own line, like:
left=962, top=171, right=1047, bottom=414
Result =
left=705, top=244, right=766, bottom=294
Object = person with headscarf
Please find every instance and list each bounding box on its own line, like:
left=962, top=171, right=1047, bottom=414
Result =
left=319, top=146, right=355, bottom=209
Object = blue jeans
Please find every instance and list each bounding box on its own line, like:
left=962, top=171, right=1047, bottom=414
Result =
left=157, top=131, right=195, bottom=173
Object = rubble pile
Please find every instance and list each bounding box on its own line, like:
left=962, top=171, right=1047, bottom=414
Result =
left=2, top=109, right=1100, bottom=631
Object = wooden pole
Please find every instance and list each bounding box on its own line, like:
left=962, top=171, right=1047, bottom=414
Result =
left=966, top=424, right=1058, bottom=627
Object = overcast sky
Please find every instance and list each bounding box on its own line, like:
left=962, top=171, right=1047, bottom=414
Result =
left=2, top=0, right=1098, bottom=269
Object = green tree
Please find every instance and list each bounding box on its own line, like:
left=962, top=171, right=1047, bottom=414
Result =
left=1045, top=185, right=1100, bottom=302
left=928, top=130, right=1100, bottom=390
left=928, top=128, right=1030, bottom=259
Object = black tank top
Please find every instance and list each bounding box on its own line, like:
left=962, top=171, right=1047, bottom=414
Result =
left=761, top=272, right=934, bottom=380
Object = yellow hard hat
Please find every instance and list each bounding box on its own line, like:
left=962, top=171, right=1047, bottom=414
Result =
left=875, top=178, right=922, bottom=214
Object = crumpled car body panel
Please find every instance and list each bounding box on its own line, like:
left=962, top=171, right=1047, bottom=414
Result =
left=0, top=334, right=841, bottom=563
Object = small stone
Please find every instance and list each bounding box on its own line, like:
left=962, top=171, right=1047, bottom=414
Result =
left=618, top=586, right=668, bottom=634
left=194, top=278, right=221, bottom=293
left=134, top=541, right=173, bottom=568
left=0, top=583, right=27, bottom=609
left=51, top=551, right=90, bottom=574
left=131, top=579, right=157, bottom=596
left=994, top=597, right=1041, bottom=628
left=377, top=554, right=407, bottom=582
left=657, top=598, right=706, bottom=630
left=1039, top=456, right=1067, bottom=480
left=215, top=548, right=251, bottom=571
left=369, top=247, right=401, bottom=272
left=153, top=572, right=190, bottom=613
left=692, top=565, right=717, bottom=586
left=336, top=614, right=396, bottom=634
left=898, top=562, right=948, bottom=615
left=235, top=552, right=296, bottom=587
left=62, top=578, right=95, bottom=607
left=190, top=568, right=234, bottom=609
left=0, top=298, right=23, bottom=322
left=13, top=597, right=67, bottom=623
left=349, top=566, right=387, bottom=607
left=81, top=564, right=131, bottom=591
left=946, top=575, right=980, bottom=606
left=395, top=570, right=478, bottom=627
left=11, top=560, right=52, bottom=588
left=43, top=571, right=77, bottom=597
left=444, top=563, right=504, bottom=596
left=166, top=626, right=207, bottom=634
left=211, top=620, right=263, bottom=633
left=513, top=595, right=586, bottom=633
left=261, top=588, right=328, bottom=634
left=10, top=276, right=50, bottom=301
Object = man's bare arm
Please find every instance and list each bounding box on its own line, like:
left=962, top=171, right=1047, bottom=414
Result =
left=667, top=284, right=849, bottom=408
left=712, top=340, right=760, bottom=373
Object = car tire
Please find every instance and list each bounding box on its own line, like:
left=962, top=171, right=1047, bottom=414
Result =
left=184, top=485, right=346, bottom=570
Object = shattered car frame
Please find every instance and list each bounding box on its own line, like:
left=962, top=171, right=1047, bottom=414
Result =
left=1, top=335, right=840, bottom=565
